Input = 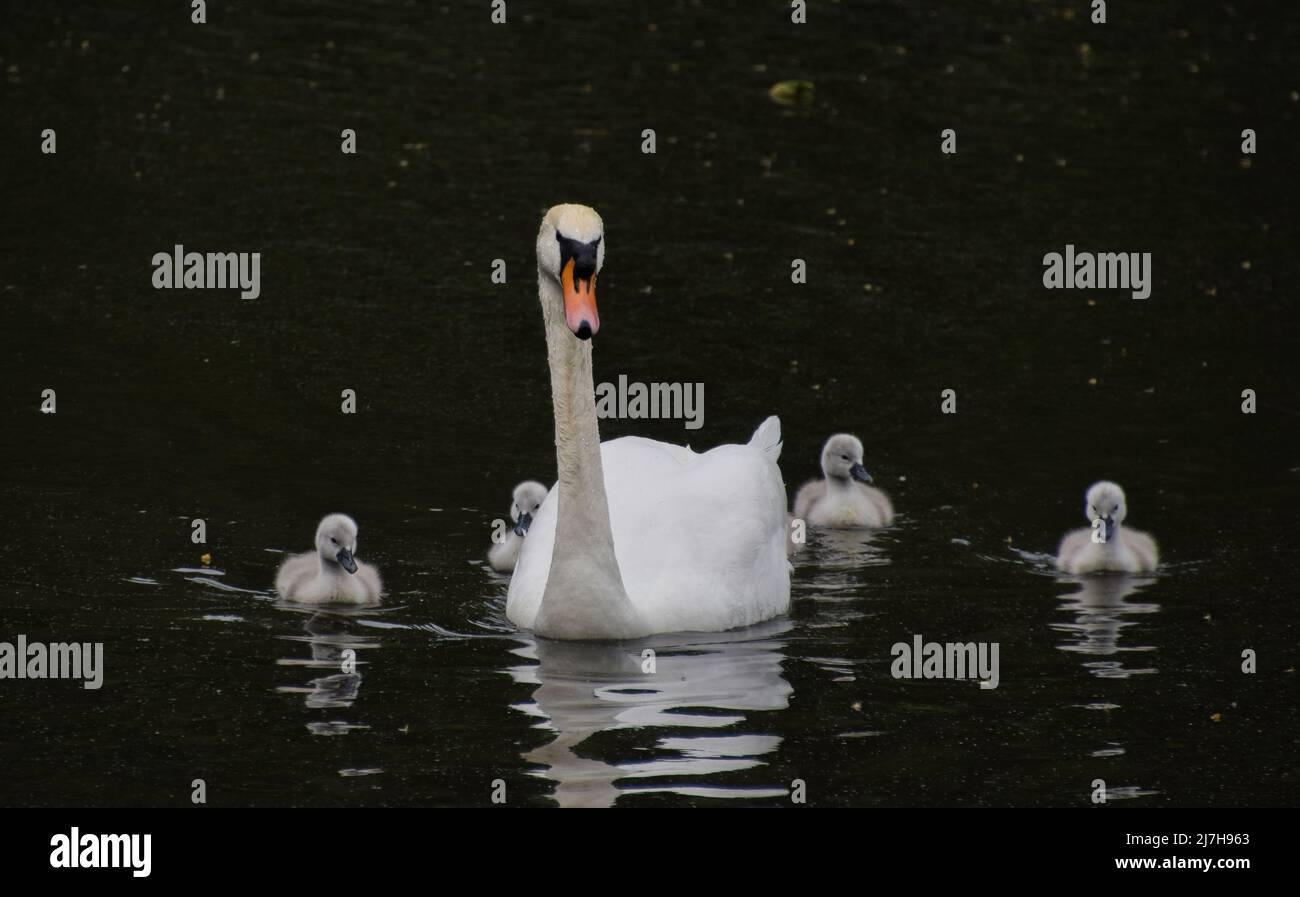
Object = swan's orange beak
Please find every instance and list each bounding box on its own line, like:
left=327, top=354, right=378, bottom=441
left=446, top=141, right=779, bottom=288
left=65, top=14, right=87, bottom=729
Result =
left=562, top=259, right=599, bottom=340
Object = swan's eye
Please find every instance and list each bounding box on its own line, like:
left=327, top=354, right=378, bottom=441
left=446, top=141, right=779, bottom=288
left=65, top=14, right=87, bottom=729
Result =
left=557, top=233, right=600, bottom=280
left=841, top=455, right=850, bottom=461
left=533, top=504, right=540, bottom=511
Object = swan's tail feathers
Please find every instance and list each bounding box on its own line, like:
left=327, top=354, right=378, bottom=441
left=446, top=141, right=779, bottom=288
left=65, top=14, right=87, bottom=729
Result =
left=749, top=415, right=783, bottom=461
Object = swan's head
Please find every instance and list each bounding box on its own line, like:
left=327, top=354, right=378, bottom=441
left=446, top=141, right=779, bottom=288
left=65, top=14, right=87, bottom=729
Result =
left=821, top=433, right=873, bottom=483
left=510, top=480, right=549, bottom=537
left=1084, top=480, right=1127, bottom=541
left=537, top=204, right=605, bottom=340
left=315, top=513, right=360, bottom=574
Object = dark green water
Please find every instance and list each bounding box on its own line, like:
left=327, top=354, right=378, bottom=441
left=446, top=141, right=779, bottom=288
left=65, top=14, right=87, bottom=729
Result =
left=1, top=1, right=1297, bottom=806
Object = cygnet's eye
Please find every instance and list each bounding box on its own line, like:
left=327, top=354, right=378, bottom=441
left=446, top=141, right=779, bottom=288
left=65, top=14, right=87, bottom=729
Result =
left=533, top=504, right=540, bottom=511
left=330, top=537, right=338, bottom=544
left=841, top=455, right=850, bottom=461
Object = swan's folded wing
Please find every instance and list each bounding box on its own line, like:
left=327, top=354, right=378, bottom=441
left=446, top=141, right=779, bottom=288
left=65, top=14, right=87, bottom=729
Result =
left=748, top=415, right=782, bottom=461
left=604, top=435, right=696, bottom=466
left=602, top=438, right=790, bottom=632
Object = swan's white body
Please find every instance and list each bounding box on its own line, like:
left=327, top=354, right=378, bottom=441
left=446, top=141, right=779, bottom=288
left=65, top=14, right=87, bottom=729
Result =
left=506, top=204, right=791, bottom=639
left=508, top=423, right=791, bottom=636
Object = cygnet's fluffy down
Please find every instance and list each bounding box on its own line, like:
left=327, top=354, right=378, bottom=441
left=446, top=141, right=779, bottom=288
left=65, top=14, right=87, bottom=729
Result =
left=792, top=434, right=894, bottom=529
left=488, top=480, right=549, bottom=573
left=1056, top=481, right=1158, bottom=574
left=276, top=513, right=382, bottom=604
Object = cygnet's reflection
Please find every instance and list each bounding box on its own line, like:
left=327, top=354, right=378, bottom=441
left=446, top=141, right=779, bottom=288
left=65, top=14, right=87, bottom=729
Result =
left=276, top=607, right=380, bottom=725
left=1051, top=575, right=1159, bottom=678
left=802, top=527, right=892, bottom=571
left=788, top=528, right=894, bottom=681
left=792, top=529, right=892, bottom=628
left=507, top=619, right=793, bottom=807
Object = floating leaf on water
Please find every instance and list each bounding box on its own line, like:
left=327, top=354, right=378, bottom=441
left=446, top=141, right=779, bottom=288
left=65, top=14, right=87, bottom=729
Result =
left=769, top=80, right=814, bottom=107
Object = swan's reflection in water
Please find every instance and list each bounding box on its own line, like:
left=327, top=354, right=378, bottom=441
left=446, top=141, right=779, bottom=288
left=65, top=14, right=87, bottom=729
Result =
left=1051, top=575, right=1159, bottom=678
left=275, top=607, right=380, bottom=729
left=507, top=620, right=793, bottom=807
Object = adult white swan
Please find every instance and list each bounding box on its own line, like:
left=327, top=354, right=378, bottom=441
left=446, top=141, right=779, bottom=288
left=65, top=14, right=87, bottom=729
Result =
left=507, top=204, right=791, bottom=640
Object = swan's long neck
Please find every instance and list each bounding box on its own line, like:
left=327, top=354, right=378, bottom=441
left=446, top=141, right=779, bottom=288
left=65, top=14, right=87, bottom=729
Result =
left=536, top=271, right=644, bottom=639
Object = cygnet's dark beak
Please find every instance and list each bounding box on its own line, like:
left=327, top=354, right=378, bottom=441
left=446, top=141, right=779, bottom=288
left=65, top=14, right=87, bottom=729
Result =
left=850, top=463, right=874, bottom=484
left=514, top=512, right=532, bottom=537
left=1103, top=516, right=1116, bottom=543
left=335, top=548, right=358, bottom=574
